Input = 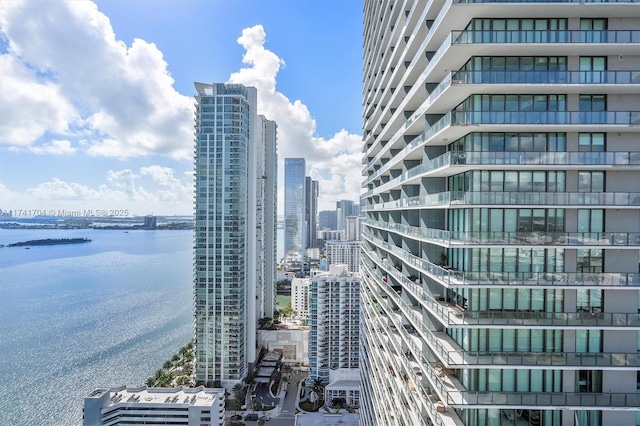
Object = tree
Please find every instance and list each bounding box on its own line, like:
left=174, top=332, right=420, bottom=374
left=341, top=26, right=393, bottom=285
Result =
left=258, top=317, right=272, bottom=329
left=258, top=419, right=266, bottom=426
left=281, top=302, right=297, bottom=321
left=244, top=371, right=257, bottom=385
left=281, top=365, right=293, bottom=382
left=233, top=383, right=245, bottom=404
left=311, top=378, right=325, bottom=402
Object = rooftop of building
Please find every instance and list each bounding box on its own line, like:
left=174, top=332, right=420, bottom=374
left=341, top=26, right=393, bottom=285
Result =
left=295, top=412, right=360, bottom=426
left=86, top=385, right=221, bottom=407
left=325, top=380, right=360, bottom=391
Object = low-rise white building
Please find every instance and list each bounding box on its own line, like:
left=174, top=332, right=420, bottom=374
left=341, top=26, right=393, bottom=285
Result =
left=325, top=368, right=360, bottom=408
left=257, top=328, right=310, bottom=365
left=83, top=386, right=224, bottom=426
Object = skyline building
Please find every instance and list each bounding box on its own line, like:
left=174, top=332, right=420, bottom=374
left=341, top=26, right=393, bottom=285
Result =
left=291, top=277, right=311, bottom=318
left=193, top=82, right=276, bottom=387
left=256, top=116, right=278, bottom=326
left=326, top=240, right=361, bottom=274
left=360, top=2, right=640, bottom=426
left=344, top=216, right=362, bottom=242
left=319, top=209, right=338, bottom=230
left=305, top=176, right=319, bottom=249
left=309, top=264, right=361, bottom=407
left=284, top=158, right=306, bottom=262
left=336, top=199, right=356, bottom=231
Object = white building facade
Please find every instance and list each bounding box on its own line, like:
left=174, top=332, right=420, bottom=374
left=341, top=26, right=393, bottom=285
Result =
left=292, top=277, right=311, bottom=318
left=360, top=2, right=640, bottom=426
left=309, top=266, right=361, bottom=391
left=326, top=240, right=361, bottom=273
left=194, top=82, right=276, bottom=387
left=83, top=386, right=225, bottom=426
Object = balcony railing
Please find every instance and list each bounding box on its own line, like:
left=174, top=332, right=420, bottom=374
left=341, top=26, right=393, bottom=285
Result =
left=450, top=110, right=640, bottom=125
left=362, top=230, right=640, bottom=288
left=446, top=391, right=640, bottom=409
left=450, top=190, right=640, bottom=206
left=365, top=218, right=640, bottom=247
left=452, top=70, right=640, bottom=85
left=364, top=190, right=640, bottom=211
left=449, top=150, right=640, bottom=166
left=437, top=350, right=640, bottom=368
left=452, top=29, right=640, bottom=45
left=363, top=150, right=640, bottom=198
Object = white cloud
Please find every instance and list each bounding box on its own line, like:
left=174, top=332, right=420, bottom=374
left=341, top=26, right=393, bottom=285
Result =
left=12, top=165, right=191, bottom=215
left=106, top=169, right=138, bottom=197
left=227, top=25, right=363, bottom=210
left=0, top=1, right=193, bottom=159
left=28, top=140, right=76, bottom=155
left=140, top=165, right=192, bottom=202
left=0, top=54, right=78, bottom=146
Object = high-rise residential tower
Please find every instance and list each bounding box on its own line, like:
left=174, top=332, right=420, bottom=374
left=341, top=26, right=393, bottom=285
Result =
left=305, top=176, right=319, bottom=249
left=256, top=116, right=278, bottom=327
left=309, top=264, right=361, bottom=406
left=360, top=2, right=639, bottom=426
left=284, top=158, right=306, bottom=261
left=193, top=82, right=276, bottom=388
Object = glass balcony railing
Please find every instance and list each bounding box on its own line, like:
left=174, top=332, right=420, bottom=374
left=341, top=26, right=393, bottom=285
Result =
left=450, top=110, right=640, bottom=125
left=363, top=150, right=640, bottom=198
left=365, top=218, right=640, bottom=247
left=446, top=391, right=640, bottom=409
left=365, top=190, right=640, bottom=210
left=362, top=230, right=640, bottom=288
left=449, top=150, right=640, bottom=166
left=437, top=350, right=640, bottom=368
left=367, top=257, right=640, bottom=370
left=452, top=70, right=640, bottom=85
left=364, top=108, right=638, bottom=186
left=452, top=29, right=640, bottom=45
left=451, top=190, right=640, bottom=206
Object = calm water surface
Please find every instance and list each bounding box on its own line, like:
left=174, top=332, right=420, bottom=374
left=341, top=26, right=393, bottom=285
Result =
left=0, top=229, right=194, bottom=426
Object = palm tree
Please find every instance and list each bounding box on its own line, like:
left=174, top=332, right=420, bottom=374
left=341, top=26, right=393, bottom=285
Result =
left=311, top=378, right=325, bottom=404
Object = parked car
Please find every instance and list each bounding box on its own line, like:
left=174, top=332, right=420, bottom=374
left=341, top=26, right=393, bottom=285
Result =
left=244, top=413, right=259, bottom=421
left=230, top=414, right=242, bottom=420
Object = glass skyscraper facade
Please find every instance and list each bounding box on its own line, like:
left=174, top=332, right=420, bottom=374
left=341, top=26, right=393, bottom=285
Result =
left=360, top=2, right=640, bottom=426
left=284, top=158, right=306, bottom=261
left=193, top=82, right=277, bottom=388
left=305, top=176, right=319, bottom=249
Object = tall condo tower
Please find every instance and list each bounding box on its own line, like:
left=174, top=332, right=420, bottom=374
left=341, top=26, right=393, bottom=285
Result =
left=360, top=2, right=640, bottom=426
left=193, top=82, right=277, bottom=387
left=284, top=158, right=307, bottom=261
left=305, top=176, right=319, bottom=249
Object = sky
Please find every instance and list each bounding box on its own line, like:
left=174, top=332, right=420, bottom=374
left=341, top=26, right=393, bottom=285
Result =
left=0, top=0, right=364, bottom=216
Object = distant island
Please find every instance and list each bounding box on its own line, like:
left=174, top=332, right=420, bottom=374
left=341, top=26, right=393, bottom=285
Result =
left=3, top=238, right=92, bottom=248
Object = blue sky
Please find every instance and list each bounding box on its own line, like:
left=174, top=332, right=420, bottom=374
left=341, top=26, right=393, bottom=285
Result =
left=0, top=0, right=363, bottom=215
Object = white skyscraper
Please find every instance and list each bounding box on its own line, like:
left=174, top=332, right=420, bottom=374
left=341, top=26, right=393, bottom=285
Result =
left=193, top=82, right=276, bottom=388
left=360, top=2, right=640, bottom=426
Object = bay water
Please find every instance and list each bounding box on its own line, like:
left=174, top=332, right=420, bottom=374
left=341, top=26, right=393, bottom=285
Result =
left=0, top=229, right=194, bottom=426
